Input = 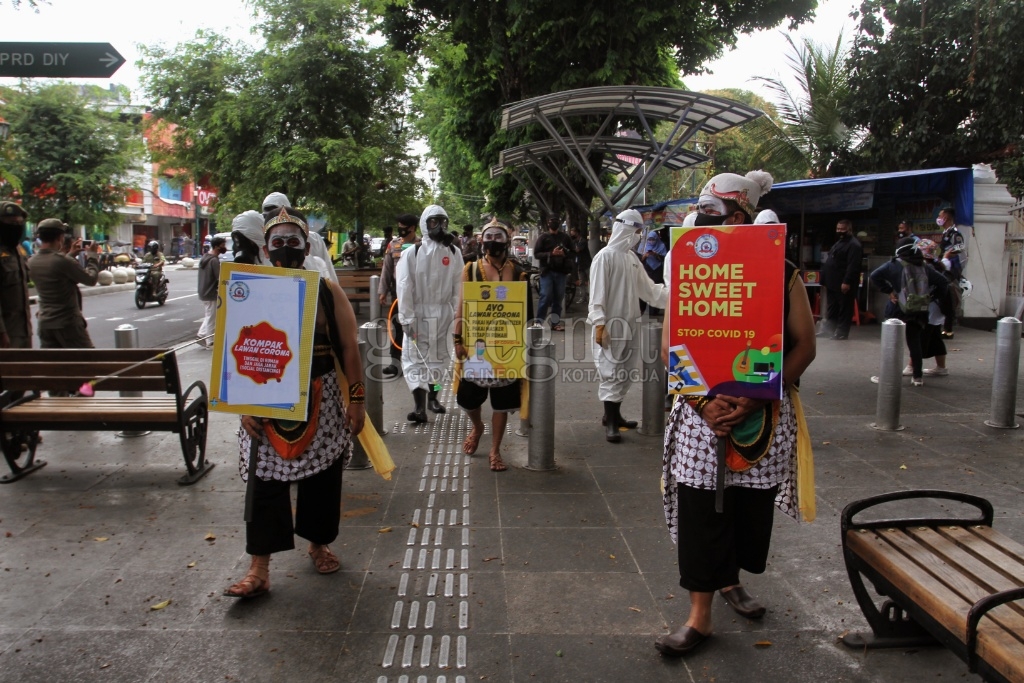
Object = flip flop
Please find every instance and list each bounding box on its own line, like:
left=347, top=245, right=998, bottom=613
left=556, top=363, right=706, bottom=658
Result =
left=462, top=428, right=483, bottom=455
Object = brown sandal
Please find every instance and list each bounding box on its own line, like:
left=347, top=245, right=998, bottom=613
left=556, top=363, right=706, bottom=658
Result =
left=224, top=555, right=270, bottom=598
left=489, top=451, right=507, bottom=472
left=309, top=544, right=340, bottom=574
left=462, top=427, right=483, bottom=455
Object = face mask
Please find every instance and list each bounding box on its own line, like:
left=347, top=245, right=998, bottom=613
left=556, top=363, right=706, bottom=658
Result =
left=936, top=217, right=946, bottom=227
left=837, top=231, right=850, bottom=239
left=483, top=240, right=507, bottom=257
left=266, top=246, right=305, bottom=268
left=475, top=346, right=485, bottom=358
left=0, top=225, right=22, bottom=250
left=629, top=231, right=642, bottom=248
left=693, top=212, right=727, bottom=227
left=425, top=215, right=450, bottom=242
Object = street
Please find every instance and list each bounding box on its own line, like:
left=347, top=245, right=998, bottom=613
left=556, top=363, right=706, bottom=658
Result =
left=41, top=264, right=205, bottom=349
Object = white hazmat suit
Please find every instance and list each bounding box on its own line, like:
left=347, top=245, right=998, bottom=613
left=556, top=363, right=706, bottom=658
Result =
left=395, top=205, right=463, bottom=402
left=588, top=210, right=668, bottom=440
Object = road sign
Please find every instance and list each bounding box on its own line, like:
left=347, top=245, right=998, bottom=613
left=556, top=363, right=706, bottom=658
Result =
left=0, top=42, right=126, bottom=79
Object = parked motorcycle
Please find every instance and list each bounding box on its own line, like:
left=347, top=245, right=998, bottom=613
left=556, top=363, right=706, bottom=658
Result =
left=135, top=264, right=168, bottom=308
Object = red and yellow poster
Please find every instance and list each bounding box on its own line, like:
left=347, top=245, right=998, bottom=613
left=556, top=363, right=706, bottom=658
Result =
left=461, top=281, right=528, bottom=380
left=668, top=224, right=787, bottom=400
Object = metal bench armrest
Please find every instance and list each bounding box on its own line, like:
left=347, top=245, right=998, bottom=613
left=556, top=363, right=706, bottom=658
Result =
left=841, top=490, right=994, bottom=537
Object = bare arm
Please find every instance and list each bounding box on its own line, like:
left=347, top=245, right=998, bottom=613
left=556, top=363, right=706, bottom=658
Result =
left=327, top=279, right=366, bottom=436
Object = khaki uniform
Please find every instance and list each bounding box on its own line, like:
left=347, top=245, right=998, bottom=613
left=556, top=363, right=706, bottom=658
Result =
left=27, top=248, right=97, bottom=348
left=0, top=244, right=32, bottom=348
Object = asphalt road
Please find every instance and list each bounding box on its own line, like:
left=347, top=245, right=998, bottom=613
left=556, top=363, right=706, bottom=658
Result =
left=45, top=265, right=205, bottom=349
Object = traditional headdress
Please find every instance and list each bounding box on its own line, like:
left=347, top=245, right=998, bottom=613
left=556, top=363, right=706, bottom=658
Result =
left=263, top=207, right=308, bottom=236
left=699, top=170, right=774, bottom=219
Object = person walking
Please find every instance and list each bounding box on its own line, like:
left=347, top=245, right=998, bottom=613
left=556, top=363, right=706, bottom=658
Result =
left=395, top=205, right=462, bottom=422
left=0, top=201, right=32, bottom=349
left=657, top=170, right=817, bottom=658
left=589, top=209, right=668, bottom=442
left=819, top=218, right=862, bottom=340
left=533, top=214, right=575, bottom=331
left=378, top=213, right=420, bottom=378
left=196, top=235, right=227, bottom=348
left=225, top=206, right=365, bottom=599
left=937, top=207, right=966, bottom=339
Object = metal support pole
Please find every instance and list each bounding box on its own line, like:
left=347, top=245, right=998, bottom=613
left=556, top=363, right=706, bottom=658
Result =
left=638, top=321, right=666, bottom=437
left=369, top=275, right=381, bottom=323
left=346, top=335, right=373, bottom=470
left=525, top=324, right=556, bottom=471
left=985, top=317, right=1021, bottom=429
left=871, top=319, right=905, bottom=431
left=517, top=326, right=545, bottom=438
left=114, top=324, right=149, bottom=437
left=361, top=322, right=386, bottom=435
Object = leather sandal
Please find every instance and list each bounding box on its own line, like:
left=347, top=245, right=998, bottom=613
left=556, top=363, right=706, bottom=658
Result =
left=462, top=427, right=483, bottom=455
left=309, top=544, right=340, bottom=574
left=489, top=451, right=507, bottom=472
left=654, top=625, right=711, bottom=657
left=719, top=585, right=766, bottom=619
left=224, top=572, right=270, bottom=599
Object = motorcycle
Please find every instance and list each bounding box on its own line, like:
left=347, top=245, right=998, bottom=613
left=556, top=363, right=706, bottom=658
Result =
left=135, top=263, right=168, bottom=309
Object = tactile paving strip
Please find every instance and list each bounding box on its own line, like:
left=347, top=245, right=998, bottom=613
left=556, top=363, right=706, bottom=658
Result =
left=377, top=382, right=471, bottom=683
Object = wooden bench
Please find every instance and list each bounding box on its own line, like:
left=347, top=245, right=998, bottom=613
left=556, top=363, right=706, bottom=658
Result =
left=840, top=490, right=1024, bottom=682
left=0, top=348, right=212, bottom=486
left=335, top=267, right=378, bottom=312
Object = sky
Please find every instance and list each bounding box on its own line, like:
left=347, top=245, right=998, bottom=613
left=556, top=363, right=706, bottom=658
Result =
left=3, top=0, right=857, bottom=100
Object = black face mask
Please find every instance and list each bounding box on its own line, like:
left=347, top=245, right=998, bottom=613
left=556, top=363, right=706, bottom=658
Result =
left=693, top=213, right=727, bottom=227
left=266, top=247, right=305, bottom=269
left=232, top=234, right=261, bottom=265
left=483, top=241, right=507, bottom=258
left=0, top=226, right=22, bottom=250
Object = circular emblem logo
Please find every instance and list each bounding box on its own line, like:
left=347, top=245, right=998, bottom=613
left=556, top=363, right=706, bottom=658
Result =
left=442, top=256, right=451, bottom=266
left=229, top=282, right=250, bottom=302
left=694, top=234, right=719, bottom=259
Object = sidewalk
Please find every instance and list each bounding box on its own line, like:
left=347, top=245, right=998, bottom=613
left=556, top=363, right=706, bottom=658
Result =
left=0, top=318, right=1020, bottom=682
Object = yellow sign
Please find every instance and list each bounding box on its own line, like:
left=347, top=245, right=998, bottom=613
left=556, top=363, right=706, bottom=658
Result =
left=461, top=281, right=527, bottom=380
left=209, top=263, right=321, bottom=419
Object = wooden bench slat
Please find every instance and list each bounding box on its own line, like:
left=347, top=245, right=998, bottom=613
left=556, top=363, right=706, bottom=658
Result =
left=847, top=530, right=974, bottom=641
left=0, top=348, right=168, bottom=362
left=977, top=627, right=1024, bottom=682
left=968, top=526, right=1024, bottom=575
left=940, top=526, right=1024, bottom=598
left=2, top=379, right=168, bottom=392
left=0, top=363, right=164, bottom=376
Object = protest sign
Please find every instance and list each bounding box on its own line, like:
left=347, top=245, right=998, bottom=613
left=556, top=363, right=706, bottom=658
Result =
left=668, top=224, right=787, bottom=400
left=209, top=263, right=320, bottom=419
left=461, top=280, right=528, bottom=380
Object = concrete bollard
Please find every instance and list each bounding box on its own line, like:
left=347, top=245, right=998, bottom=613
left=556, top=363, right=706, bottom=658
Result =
left=525, top=324, right=556, bottom=471
left=516, top=325, right=545, bottom=438
left=369, top=275, right=381, bottom=323
left=871, top=318, right=905, bottom=431
left=113, top=324, right=150, bottom=437
left=345, top=335, right=373, bottom=470
left=985, top=317, right=1021, bottom=429
left=638, top=321, right=666, bottom=437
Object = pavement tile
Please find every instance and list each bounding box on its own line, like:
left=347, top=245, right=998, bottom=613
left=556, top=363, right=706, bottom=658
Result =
left=1, top=628, right=177, bottom=682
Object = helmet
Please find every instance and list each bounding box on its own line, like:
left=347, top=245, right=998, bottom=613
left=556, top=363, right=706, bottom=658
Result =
left=148, top=241, right=160, bottom=253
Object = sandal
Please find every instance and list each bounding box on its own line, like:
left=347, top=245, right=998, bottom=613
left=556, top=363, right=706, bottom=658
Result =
left=489, top=451, right=508, bottom=472
left=308, top=544, right=340, bottom=574
left=551, top=323, right=565, bottom=331
left=224, top=572, right=270, bottom=599
left=462, top=427, right=483, bottom=455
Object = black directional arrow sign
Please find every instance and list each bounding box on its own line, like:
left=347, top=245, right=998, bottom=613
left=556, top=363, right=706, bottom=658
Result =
left=0, top=42, right=126, bottom=79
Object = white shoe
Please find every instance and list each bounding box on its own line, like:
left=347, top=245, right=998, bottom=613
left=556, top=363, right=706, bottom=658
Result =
left=870, top=376, right=880, bottom=384
left=924, top=367, right=948, bottom=376
left=911, top=378, right=924, bottom=387
left=902, top=365, right=913, bottom=376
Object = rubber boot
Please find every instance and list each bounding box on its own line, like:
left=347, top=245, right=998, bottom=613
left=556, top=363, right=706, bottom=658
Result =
left=600, top=401, right=638, bottom=430
left=407, top=388, right=428, bottom=423
left=428, top=388, right=446, bottom=414
left=603, top=401, right=622, bottom=443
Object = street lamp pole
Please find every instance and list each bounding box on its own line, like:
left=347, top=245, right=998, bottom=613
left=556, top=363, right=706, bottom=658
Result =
left=193, top=183, right=202, bottom=251
left=428, top=167, right=438, bottom=201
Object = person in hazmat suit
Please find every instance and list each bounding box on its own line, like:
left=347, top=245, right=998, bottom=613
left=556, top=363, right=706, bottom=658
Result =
left=588, top=209, right=668, bottom=442
left=231, top=210, right=266, bottom=265
left=395, top=204, right=463, bottom=422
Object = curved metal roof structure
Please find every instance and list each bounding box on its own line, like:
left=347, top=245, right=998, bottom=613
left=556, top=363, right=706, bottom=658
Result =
left=494, top=87, right=763, bottom=214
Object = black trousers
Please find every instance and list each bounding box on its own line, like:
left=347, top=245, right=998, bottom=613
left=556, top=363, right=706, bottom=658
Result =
left=676, top=483, right=779, bottom=592
left=904, top=318, right=926, bottom=378
left=825, top=286, right=856, bottom=337
left=245, top=458, right=343, bottom=556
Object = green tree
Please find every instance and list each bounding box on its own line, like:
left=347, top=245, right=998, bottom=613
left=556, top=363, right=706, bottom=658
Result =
left=0, top=84, right=143, bottom=228
left=747, top=33, right=855, bottom=178
left=140, top=0, right=419, bottom=237
left=846, top=0, right=1024, bottom=196
left=379, top=0, right=817, bottom=230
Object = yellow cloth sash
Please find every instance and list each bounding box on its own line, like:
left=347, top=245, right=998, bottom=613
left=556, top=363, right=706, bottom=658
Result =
left=333, top=358, right=395, bottom=481
left=790, top=385, right=815, bottom=522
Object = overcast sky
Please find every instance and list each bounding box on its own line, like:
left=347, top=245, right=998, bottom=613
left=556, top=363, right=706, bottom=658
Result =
left=3, top=0, right=856, bottom=101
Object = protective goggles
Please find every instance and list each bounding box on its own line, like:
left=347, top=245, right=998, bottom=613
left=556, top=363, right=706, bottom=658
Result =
left=425, top=216, right=449, bottom=230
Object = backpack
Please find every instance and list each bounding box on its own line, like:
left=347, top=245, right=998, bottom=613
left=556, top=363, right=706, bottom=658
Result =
left=898, top=261, right=931, bottom=314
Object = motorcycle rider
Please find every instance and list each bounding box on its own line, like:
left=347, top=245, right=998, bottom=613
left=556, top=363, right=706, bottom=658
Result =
left=140, top=240, right=168, bottom=297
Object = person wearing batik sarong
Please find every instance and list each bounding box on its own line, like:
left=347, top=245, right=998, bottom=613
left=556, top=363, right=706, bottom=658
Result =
left=224, top=207, right=365, bottom=599
left=655, top=171, right=817, bottom=657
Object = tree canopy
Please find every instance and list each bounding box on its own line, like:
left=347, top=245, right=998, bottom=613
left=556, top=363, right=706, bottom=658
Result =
left=378, top=0, right=817, bottom=227
left=140, top=0, right=422, bottom=233
left=0, top=84, right=143, bottom=228
left=846, top=0, right=1024, bottom=196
